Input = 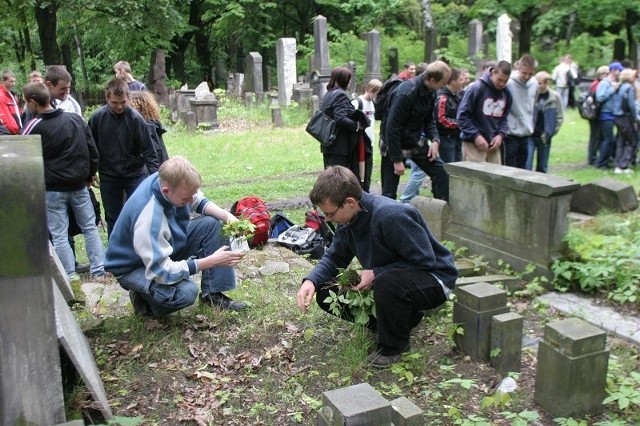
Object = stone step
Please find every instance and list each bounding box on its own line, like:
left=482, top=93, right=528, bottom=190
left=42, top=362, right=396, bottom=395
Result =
left=455, top=258, right=487, bottom=278
left=456, top=274, right=521, bottom=293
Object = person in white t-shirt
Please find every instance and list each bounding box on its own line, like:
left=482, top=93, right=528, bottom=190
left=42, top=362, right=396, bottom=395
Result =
left=351, top=79, right=382, bottom=192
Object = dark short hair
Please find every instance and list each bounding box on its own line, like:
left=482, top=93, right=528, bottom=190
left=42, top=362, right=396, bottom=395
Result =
left=22, top=82, right=51, bottom=106
left=447, top=68, right=461, bottom=84
left=309, top=166, right=362, bottom=207
left=493, top=61, right=512, bottom=76
left=415, top=62, right=429, bottom=76
left=327, top=67, right=352, bottom=91
left=44, top=65, right=72, bottom=86
left=403, top=61, right=415, bottom=70
left=518, top=54, right=538, bottom=69
left=105, top=78, right=129, bottom=98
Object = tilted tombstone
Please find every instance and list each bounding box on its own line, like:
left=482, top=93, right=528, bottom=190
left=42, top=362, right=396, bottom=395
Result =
left=244, top=52, right=265, bottom=103
left=276, top=38, right=297, bottom=106
left=362, top=30, right=383, bottom=86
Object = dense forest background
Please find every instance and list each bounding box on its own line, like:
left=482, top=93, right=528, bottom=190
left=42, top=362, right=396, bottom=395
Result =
left=1, top=0, right=639, bottom=101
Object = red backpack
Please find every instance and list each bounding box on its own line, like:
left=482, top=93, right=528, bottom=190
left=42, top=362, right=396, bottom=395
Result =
left=231, top=196, right=271, bottom=247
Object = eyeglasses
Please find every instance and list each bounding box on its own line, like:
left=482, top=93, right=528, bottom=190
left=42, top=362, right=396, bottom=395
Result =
left=323, top=202, right=344, bottom=220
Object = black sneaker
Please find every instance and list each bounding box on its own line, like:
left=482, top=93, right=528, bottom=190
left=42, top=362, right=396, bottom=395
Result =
left=201, top=292, right=247, bottom=311
left=75, top=262, right=90, bottom=273
left=129, top=291, right=153, bottom=317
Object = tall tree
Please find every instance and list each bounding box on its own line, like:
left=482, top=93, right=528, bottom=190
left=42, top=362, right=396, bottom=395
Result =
left=35, top=0, right=61, bottom=65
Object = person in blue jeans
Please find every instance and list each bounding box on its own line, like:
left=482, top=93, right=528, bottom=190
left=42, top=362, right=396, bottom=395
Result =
left=399, top=159, right=427, bottom=203
left=526, top=71, right=564, bottom=173
left=105, top=156, right=247, bottom=317
left=595, top=62, right=624, bottom=169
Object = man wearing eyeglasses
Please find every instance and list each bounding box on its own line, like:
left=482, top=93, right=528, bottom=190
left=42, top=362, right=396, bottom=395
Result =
left=296, top=166, right=457, bottom=368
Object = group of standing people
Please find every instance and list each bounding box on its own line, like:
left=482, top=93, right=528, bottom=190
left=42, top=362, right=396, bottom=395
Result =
left=585, top=61, right=639, bottom=173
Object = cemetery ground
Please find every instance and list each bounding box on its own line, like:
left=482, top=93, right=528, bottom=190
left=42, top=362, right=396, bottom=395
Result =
left=69, top=105, right=640, bottom=425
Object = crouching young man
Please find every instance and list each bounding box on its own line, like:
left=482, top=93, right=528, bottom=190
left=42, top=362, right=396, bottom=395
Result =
left=296, top=166, right=457, bottom=368
left=105, top=156, right=248, bottom=317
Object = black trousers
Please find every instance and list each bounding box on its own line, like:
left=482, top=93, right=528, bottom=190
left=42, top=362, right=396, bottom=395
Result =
left=323, top=152, right=373, bottom=193
left=504, top=135, right=529, bottom=169
left=588, top=119, right=602, bottom=165
left=315, top=269, right=448, bottom=355
left=380, top=154, right=449, bottom=201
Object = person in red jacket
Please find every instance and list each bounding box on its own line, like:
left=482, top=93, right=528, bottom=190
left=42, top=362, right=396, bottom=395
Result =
left=0, top=70, right=22, bottom=134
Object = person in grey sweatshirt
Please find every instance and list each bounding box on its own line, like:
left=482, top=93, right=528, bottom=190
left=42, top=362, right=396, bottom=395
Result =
left=505, top=55, right=538, bottom=168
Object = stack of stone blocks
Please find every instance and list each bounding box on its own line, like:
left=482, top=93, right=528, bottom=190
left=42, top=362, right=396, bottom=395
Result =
left=316, top=382, right=424, bottom=425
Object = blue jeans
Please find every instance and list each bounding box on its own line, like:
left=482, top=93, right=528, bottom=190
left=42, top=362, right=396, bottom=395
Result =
left=525, top=135, right=551, bottom=173
left=117, top=216, right=237, bottom=316
left=399, top=159, right=427, bottom=203
left=100, top=174, right=146, bottom=238
left=596, top=120, right=616, bottom=168
left=46, top=188, right=105, bottom=278
left=439, top=134, right=462, bottom=163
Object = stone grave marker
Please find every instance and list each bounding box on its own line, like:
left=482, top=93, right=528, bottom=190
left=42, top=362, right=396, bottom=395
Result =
left=468, top=19, right=484, bottom=73
left=276, top=37, right=297, bottom=106
left=570, top=178, right=638, bottom=215
left=362, top=30, right=383, bottom=86
left=496, top=14, right=512, bottom=63
left=244, top=52, right=264, bottom=102
left=490, top=312, right=523, bottom=374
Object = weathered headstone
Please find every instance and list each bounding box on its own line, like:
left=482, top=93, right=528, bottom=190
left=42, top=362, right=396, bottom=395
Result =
left=233, top=73, right=244, bottom=98
left=311, top=16, right=331, bottom=100
left=570, top=178, right=638, bottom=215
left=388, top=47, right=399, bottom=77
left=425, top=27, right=438, bottom=62
left=444, top=162, right=580, bottom=279
left=410, top=196, right=449, bottom=241
left=0, top=136, right=65, bottom=425
left=149, top=48, right=169, bottom=106
left=292, top=83, right=313, bottom=107
left=390, top=397, right=424, bottom=426
left=244, top=52, right=264, bottom=102
left=271, top=107, right=283, bottom=128
left=453, top=282, right=509, bottom=362
left=311, top=95, right=320, bottom=115
left=490, top=312, right=523, bottom=374
left=50, top=242, right=74, bottom=302
left=362, top=30, right=383, bottom=86
left=276, top=37, right=297, bottom=106
left=468, top=19, right=484, bottom=73
left=185, top=111, right=197, bottom=132
left=534, top=318, right=609, bottom=418
left=347, top=61, right=357, bottom=94
left=456, top=274, right=520, bottom=293
left=175, top=88, right=196, bottom=122
left=317, top=383, right=391, bottom=425
left=496, top=14, right=512, bottom=63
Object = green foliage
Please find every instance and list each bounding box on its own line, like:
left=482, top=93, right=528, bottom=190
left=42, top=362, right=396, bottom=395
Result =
left=221, top=219, right=256, bottom=239
left=551, top=224, right=640, bottom=305
left=324, top=268, right=376, bottom=326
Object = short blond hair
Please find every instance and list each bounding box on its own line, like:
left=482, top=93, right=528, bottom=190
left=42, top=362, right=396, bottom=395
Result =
left=159, top=156, right=201, bottom=190
left=113, top=61, right=132, bottom=74
left=365, top=79, right=382, bottom=94
left=619, top=68, right=636, bottom=84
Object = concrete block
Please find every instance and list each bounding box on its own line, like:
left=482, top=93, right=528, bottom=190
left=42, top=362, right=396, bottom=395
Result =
left=534, top=318, right=609, bottom=418
left=490, top=312, right=523, bottom=374
left=390, top=397, right=424, bottom=425
left=453, top=302, right=510, bottom=362
left=455, top=282, right=508, bottom=311
left=456, top=274, right=520, bottom=292
left=410, top=196, right=449, bottom=241
left=570, top=178, right=638, bottom=215
left=318, top=382, right=391, bottom=425
left=454, top=258, right=486, bottom=278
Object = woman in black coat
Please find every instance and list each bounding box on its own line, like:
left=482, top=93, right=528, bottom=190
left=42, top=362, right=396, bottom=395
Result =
left=320, top=67, right=370, bottom=189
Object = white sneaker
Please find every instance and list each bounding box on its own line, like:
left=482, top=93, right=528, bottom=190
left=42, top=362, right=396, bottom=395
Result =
left=614, top=167, right=624, bottom=174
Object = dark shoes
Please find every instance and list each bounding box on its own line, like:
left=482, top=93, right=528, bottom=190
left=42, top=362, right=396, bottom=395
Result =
left=129, top=291, right=153, bottom=318
left=367, top=352, right=402, bottom=368
left=201, top=292, right=247, bottom=311
left=75, top=262, right=90, bottom=273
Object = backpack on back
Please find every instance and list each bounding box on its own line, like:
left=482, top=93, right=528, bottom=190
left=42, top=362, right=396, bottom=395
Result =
left=230, top=196, right=270, bottom=247
left=373, top=78, right=403, bottom=120
left=578, top=91, right=599, bottom=120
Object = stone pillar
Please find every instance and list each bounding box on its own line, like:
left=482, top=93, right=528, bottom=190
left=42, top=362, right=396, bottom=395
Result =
left=453, top=282, right=509, bottom=362
left=233, top=73, right=244, bottom=98
left=189, top=94, right=219, bottom=129
left=276, top=37, right=297, bottom=106
left=313, top=15, right=331, bottom=76
left=424, top=27, right=438, bottom=62
left=244, top=52, right=264, bottom=103
left=388, top=47, right=399, bottom=77
left=311, top=95, right=320, bottom=115
left=271, top=107, right=283, bottom=128
left=444, top=162, right=580, bottom=279
left=362, top=30, right=383, bottom=86
left=317, top=383, right=391, bottom=425
left=0, top=136, right=65, bottom=425
left=490, top=312, right=524, bottom=374
left=468, top=19, right=484, bottom=74
left=347, top=61, right=357, bottom=94
left=390, top=397, right=424, bottom=425
left=534, top=318, right=609, bottom=418
left=496, top=14, right=513, bottom=63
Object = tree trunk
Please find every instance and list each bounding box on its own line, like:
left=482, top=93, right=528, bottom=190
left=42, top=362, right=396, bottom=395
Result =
left=421, top=0, right=436, bottom=62
left=35, top=1, right=61, bottom=65
left=518, top=8, right=535, bottom=58
left=61, top=43, right=74, bottom=84
left=625, top=8, right=637, bottom=64
left=74, top=27, right=89, bottom=88
left=564, top=10, right=576, bottom=48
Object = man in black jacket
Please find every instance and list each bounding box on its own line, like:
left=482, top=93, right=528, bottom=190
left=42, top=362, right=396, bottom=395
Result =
left=21, top=83, right=107, bottom=281
left=381, top=61, right=451, bottom=201
left=89, top=78, right=158, bottom=237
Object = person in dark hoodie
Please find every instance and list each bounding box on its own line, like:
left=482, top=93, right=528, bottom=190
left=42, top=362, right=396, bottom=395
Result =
left=296, top=166, right=457, bottom=368
left=457, top=61, right=512, bottom=164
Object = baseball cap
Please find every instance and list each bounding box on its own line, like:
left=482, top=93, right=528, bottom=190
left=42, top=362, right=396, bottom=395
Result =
left=609, top=62, right=624, bottom=72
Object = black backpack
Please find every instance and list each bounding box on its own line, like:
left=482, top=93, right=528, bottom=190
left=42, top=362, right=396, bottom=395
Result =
left=373, top=78, right=403, bottom=121
left=578, top=91, right=600, bottom=120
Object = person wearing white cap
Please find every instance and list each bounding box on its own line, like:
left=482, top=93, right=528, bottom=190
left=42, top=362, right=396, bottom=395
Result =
left=594, top=62, right=624, bottom=168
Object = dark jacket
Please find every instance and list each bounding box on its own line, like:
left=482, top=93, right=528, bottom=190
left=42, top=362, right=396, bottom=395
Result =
left=88, top=105, right=158, bottom=179
left=304, top=192, right=458, bottom=290
left=457, top=70, right=512, bottom=144
left=21, top=108, right=98, bottom=192
left=148, top=119, right=169, bottom=165
left=383, top=75, right=439, bottom=162
left=320, top=88, right=359, bottom=157
left=434, top=86, right=461, bottom=137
